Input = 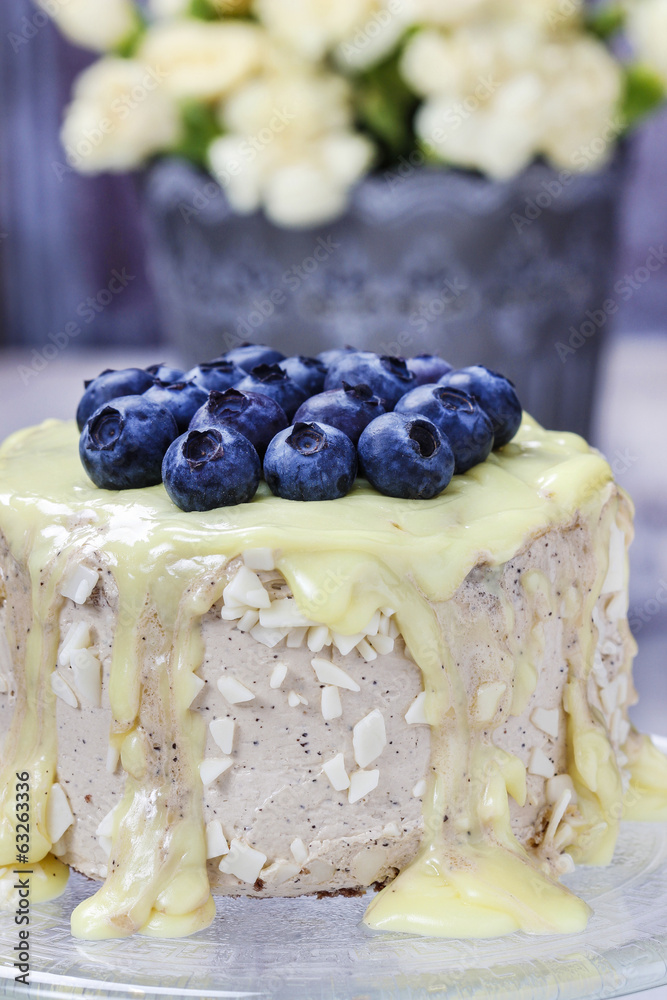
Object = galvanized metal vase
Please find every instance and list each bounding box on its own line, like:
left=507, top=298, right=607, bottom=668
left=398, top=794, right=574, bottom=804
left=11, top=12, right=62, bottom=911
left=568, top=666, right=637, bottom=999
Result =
left=142, top=154, right=626, bottom=438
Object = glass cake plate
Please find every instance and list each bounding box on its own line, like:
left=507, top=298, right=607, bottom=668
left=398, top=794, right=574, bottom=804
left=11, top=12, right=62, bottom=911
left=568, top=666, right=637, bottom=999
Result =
left=2, top=739, right=667, bottom=1000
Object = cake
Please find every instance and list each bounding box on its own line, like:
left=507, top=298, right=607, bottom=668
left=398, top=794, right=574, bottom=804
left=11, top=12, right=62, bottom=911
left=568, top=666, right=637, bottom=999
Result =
left=1, top=376, right=666, bottom=942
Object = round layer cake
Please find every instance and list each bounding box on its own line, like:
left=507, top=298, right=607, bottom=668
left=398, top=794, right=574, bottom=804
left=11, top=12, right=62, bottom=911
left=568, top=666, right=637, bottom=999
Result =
left=0, top=416, right=666, bottom=941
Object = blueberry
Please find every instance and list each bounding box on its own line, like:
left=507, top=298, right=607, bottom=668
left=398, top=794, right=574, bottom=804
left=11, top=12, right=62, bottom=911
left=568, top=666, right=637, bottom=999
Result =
left=316, top=346, right=358, bottom=367
left=79, top=396, right=178, bottom=490
left=162, top=427, right=260, bottom=511
left=406, top=353, right=453, bottom=387
left=324, top=352, right=415, bottom=408
left=235, top=364, right=307, bottom=420
left=263, top=422, right=357, bottom=501
left=145, top=363, right=185, bottom=383
left=220, top=342, right=284, bottom=371
left=278, top=355, right=327, bottom=395
left=189, top=387, right=288, bottom=457
left=293, top=381, right=386, bottom=444
left=185, top=360, right=246, bottom=393
left=358, top=412, right=454, bottom=499
left=76, top=368, right=156, bottom=431
left=395, top=384, right=494, bottom=473
left=143, top=380, right=209, bottom=433
left=438, top=365, right=522, bottom=447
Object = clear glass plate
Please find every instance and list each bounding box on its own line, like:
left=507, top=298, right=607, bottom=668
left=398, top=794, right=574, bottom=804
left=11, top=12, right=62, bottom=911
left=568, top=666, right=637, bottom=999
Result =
left=2, top=741, right=667, bottom=1000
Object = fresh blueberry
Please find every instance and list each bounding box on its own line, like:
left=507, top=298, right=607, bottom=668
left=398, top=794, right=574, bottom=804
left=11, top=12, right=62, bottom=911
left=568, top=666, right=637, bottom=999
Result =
left=189, top=387, right=288, bottom=457
left=263, top=422, right=357, bottom=501
left=278, top=355, right=327, bottom=395
left=79, top=396, right=178, bottom=490
left=438, top=365, right=522, bottom=447
left=185, top=360, right=246, bottom=393
left=358, top=412, right=454, bottom=499
left=143, top=380, right=209, bottom=433
left=220, top=342, right=285, bottom=371
left=395, top=384, right=494, bottom=473
left=406, top=353, right=453, bottom=387
left=324, top=352, right=415, bottom=408
left=145, top=363, right=185, bottom=383
left=316, top=346, right=358, bottom=367
left=235, top=364, right=307, bottom=420
left=162, top=426, right=260, bottom=511
left=76, top=368, right=156, bottom=431
left=293, top=382, right=386, bottom=444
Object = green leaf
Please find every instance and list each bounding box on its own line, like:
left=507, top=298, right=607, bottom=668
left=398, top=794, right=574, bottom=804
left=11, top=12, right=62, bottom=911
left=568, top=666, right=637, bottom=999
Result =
left=621, top=64, right=666, bottom=128
left=586, top=3, right=625, bottom=40
left=113, top=9, right=146, bottom=57
left=188, top=0, right=220, bottom=20
left=354, top=50, right=419, bottom=164
left=172, top=102, right=223, bottom=167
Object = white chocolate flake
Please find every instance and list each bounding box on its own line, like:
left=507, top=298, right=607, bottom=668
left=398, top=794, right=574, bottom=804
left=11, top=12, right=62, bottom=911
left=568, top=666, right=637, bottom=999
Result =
left=322, top=752, right=350, bottom=791
left=70, top=647, right=102, bottom=708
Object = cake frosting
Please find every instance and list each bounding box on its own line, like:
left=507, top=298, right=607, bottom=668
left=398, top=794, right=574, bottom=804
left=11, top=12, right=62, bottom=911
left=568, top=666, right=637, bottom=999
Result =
left=0, top=415, right=666, bottom=941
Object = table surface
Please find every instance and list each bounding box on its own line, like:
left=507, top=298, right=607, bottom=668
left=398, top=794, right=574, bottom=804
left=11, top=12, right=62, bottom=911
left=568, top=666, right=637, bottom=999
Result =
left=0, top=339, right=665, bottom=1000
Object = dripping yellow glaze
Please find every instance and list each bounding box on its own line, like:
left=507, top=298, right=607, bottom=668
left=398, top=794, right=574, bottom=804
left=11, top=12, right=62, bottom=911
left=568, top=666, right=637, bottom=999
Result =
left=0, top=417, right=665, bottom=940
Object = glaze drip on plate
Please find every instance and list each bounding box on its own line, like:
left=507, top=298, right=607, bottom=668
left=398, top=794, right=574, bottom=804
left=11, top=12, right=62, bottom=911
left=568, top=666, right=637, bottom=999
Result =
left=0, top=417, right=665, bottom=939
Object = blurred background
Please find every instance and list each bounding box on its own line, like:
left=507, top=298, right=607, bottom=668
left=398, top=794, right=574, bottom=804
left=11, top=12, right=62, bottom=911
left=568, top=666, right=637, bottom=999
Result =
left=0, top=0, right=666, bottom=734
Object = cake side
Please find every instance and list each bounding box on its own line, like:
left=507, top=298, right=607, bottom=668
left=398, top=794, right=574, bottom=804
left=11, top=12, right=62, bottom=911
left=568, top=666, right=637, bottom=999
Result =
left=1, top=417, right=666, bottom=939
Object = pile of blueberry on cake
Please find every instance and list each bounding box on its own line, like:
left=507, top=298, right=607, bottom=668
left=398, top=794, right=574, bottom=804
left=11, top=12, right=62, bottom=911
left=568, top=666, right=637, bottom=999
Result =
left=77, top=344, right=522, bottom=507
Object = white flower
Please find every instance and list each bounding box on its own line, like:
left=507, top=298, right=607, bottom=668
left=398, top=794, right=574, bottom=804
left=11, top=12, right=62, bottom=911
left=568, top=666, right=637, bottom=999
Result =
left=60, top=58, right=180, bottom=172
left=255, top=0, right=404, bottom=69
left=403, top=25, right=622, bottom=179
left=209, top=65, right=373, bottom=227
left=138, top=20, right=265, bottom=100
left=38, top=0, right=139, bottom=52
left=627, top=0, right=667, bottom=87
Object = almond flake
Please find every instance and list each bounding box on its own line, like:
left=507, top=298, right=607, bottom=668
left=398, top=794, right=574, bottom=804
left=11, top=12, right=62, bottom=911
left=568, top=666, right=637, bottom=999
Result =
left=321, top=685, right=342, bottom=721
left=290, top=838, right=308, bottom=865
left=353, top=709, right=386, bottom=768
left=210, top=718, right=235, bottom=755
left=46, top=783, right=74, bottom=844
left=348, top=769, right=379, bottom=804
left=288, top=690, right=308, bottom=708
left=217, top=676, right=255, bottom=704
left=183, top=673, right=206, bottom=708
left=528, top=746, right=556, bottom=779
left=249, top=623, right=289, bottom=648
left=269, top=663, right=288, bottom=689
left=531, top=706, right=560, bottom=739
left=286, top=627, right=308, bottom=648
left=199, top=757, right=232, bottom=786
left=106, top=744, right=120, bottom=774
left=331, top=631, right=365, bottom=656
left=311, top=658, right=360, bottom=692
left=322, top=753, right=350, bottom=791
left=356, top=639, right=377, bottom=662
left=70, top=648, right=102, bottom=708
left=58, top=622, right=91, bottom=668
left=59, top=565, right=99, bottom=605
left=224, top=566, right=271, bottom=610
left=472, top=681, right=507, bottom=723
left=368, top=633, right=395, bottom=656
left=412, top=779, right=427, bottom=797
left=206, top=820, right=229, bottom=859
left=219, top=839, right=267, bottom=883
left=260, top=598, right=316, bottom=630
left=405, top=691, right=428, bottom=725
left=50, top=670, right=78, bottom=709
left=242, top=548, right=275, bottom=571
left=96, top=806, right=118, bottom=840
left=307, top=625, right=330, bottom=652
left=236, top=609, right=260, bottom=633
